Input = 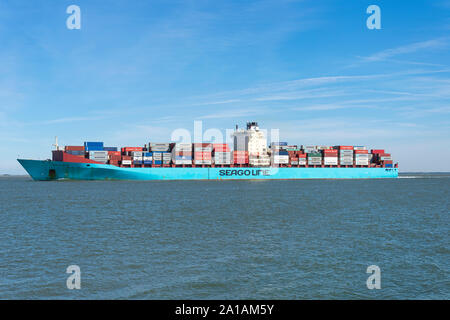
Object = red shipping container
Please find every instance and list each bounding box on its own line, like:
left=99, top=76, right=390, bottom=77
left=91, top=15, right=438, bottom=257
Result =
left=384, top=160, right=393, bottom=164
left=194, top=152, right=211, bottom=159
left=339, top=146, right=354, bottom=150
left=324, top=150, right=338, bottom=154
left=122, top=147, right=143, bottom=153
left=65, top=146, right=85, bottom=151
left=378, top=153, right=391, bottom=157
left=108, top=151, right=121, bottom=156
left=298, top=154, right=307, bottom=158
left=354, top=150, right=369, bottom=154
left=110, top=155, right=122, bottom=161
left=122, top=155, right=132, bottom=160
left=371, top=149, right=385, bottom=154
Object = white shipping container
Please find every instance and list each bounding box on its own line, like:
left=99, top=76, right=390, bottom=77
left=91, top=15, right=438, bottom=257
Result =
left=173, top=160, right=192, bottom=165
left=324, top=158, right=338, bottom=165
left=89, top=151, right=108, bottom=157
left=121, top=160, right=132, bottom=165
left=273, top=159, right=289, bottom=164
left=353, top=146, right=367, bottom=150
left=174, top=144, right=192, bottom=151
left=194, top=147, right=212, bottom=152
left=215, top=160, right=232, bottom=165
left=131, top=151, right=143, bottom=157
left=194, top=160, right=212, bottom=165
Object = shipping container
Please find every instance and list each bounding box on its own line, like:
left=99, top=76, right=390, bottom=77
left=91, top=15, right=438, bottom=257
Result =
left=66, top=150, right=85, bottom=156
left=122, top=147, right=143, bottom=153
left=84, top=142, right=104, bottom=151
left=65, top=146, right=85, bottom=151
left=271, top=142, right=288, bottom=146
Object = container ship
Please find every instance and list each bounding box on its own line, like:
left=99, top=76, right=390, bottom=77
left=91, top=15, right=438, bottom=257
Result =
left=18, top=122, right=398, bottom=181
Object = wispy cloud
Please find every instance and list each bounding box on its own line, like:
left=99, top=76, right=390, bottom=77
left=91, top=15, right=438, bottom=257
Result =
left=362, top=38, right=448, bottom=62
left=41, top=116, right=107, bottom=125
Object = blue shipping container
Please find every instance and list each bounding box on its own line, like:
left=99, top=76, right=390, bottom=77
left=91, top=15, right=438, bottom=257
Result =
left=385, top=164, right=393, bottom=168
left=271, top=142, right=288, bottom=146
left=134, top=161, right=143, bottom=165
left=143, top=161, right=153, bottom=164
left=84, top=142, right=104, bottom=151
left=153, top=160, right=162, bottom=164
left=66, top=150, right=84, bottom=156
left=103, top=147, right=118, bottom=151
left=274, top=151, right=289, bottom=155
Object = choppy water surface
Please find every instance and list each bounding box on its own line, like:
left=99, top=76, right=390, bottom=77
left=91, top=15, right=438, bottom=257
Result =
left=0, top=173, right=448, bottom=299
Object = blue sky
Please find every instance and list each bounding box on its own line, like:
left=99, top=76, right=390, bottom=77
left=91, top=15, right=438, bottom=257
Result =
left=0, top=0, right=449, bottom=173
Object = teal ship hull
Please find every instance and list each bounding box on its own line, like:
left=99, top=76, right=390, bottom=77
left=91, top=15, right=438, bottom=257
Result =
left=18, top=159, right=398, bottom=181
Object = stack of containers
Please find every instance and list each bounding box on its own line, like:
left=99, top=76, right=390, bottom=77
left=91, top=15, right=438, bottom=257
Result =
left=108, top=151, right=121, bottom=166
left=272, top=150, right=289, bottom=165
left=354, top=148, right=369, bottom=166
left=290, top=154, right=299, bottom=165
left=172, top=143, right=192, bottom=165
left=88, top=151, right=108, bottom=163
left=162, top=152, right=171, bottom=165
left=84, top=142, right=104, bottom=152
left=371, top=149, right=385, bottom=166
left=213, top=144, right=232, bottom=165
left=64, top=146, right=85, bottom=157
left=233, top=151, right=249, bottom=164
left=338, top=146, right=354, bottom=166
left=194, top=143, right=212, bottom=165
left=150, top=143, right=170, bottom=152
left=378, top=152, right=393, bottom=167
left=288, top=150, right=299, bottom=165
left=121, top=155, right=132, bottom=166
left=131, top=151, right=143, bottom=165
left=153, top=152, right=162, bottom=165
left=298, top=153, right=307, bottom=166
left=143, top=152, right=153, bottom=165
left=249, top=154, right=270, bottom=166
left=307, top=151, right=322, bottom=166
left=323, top=149, right=338, bottom=165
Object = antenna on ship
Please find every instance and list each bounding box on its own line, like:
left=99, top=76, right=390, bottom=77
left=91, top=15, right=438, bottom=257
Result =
left=52, top=136, right=60, bottom=151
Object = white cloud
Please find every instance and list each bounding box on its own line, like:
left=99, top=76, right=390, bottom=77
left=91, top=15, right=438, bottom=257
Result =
left=362, top=38, right=448, bottom=62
